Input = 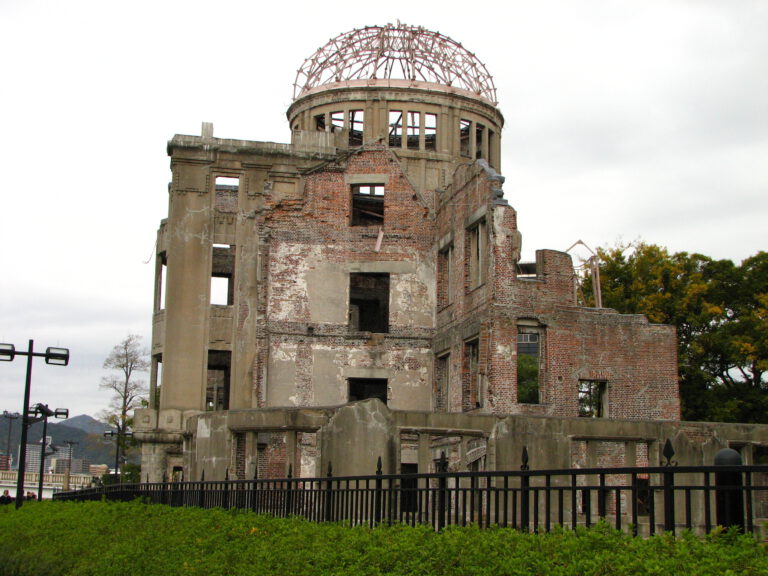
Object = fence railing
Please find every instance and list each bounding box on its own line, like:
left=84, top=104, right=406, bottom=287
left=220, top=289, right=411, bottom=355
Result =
left=55, top=450, right=768, bottom=537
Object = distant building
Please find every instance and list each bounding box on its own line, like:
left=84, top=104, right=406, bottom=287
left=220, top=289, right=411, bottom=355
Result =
left=135, top=23, right=768, bottom=483
left=51, top=457, right=90, bottom=475
left=89, top=464, right=109, bottom=478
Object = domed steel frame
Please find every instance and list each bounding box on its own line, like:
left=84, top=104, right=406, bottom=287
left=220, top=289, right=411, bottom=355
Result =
left=293, top=23, right=498, bottom=105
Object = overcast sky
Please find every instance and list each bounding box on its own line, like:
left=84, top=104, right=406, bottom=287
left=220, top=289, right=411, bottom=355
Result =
left=1, top=0, right=766, bottom=419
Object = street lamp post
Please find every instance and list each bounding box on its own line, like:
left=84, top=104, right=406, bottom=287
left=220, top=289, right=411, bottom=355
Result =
left=104, top=429, right=133, bottom=481
left=63, top=440, right=78, bottom=491
left=0, top=340, right=69, bottom=508
left=29, top=404, right=68, bottom=500
left=2, top=411, right=20, bottom=470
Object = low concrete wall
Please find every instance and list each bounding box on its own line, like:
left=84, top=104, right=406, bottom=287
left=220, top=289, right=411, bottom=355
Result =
left=178, top=401, right=768, bottom=481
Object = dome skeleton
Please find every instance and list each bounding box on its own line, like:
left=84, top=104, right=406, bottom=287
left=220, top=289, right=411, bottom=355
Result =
left=293, top=23, right=498, bottom=104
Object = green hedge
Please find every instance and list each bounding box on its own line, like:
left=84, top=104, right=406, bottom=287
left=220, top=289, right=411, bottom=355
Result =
left=1, top=501, right=766, bottom=575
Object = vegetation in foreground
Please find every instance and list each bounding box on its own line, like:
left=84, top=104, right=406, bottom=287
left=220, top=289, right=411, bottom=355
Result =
left=1, top=501, right=767, bottom=576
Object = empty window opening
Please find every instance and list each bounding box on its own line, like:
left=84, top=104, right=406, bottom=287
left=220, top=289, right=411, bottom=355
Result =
left=400, top=462, right=418, bottom=512
left=157, top=252, right=167, bottom=311
left=150, top=353, right=162, bottom=410
left=348, top=110, right=364, bottom=146
left=389, top=110, right=403, bottom=147
left=435, top=354, right=450, bottom=412
left=407, top=111, right=421, bottom=150
left=348, top=378, right=388, bottom=404
left=206, top=350, right=231, bottom=411
left=488, top=129, right=497, bottom=167
left=463, top=339, right=481, bottom=411
left=467, top=220, right=487, bottom=290
left=517, top=262, right=537, bottom=279
left=517, top=328, right=541, bottom=404
left=634, top=477, right=651, bottom=515
left=211, top=244, right=235, bottom=306
left=578, top=380, right=606, bottom=417
left=215, top=176, right=239, bottom=213
left=349, top=273, right=390, bottom=333
left=437, top=244, right=454, bottom=308
left=425, top=113, right=437, bottom=151
left=475, top=123, right=485, bottom=159
left=314, top=113, right=326, bottom=131
left=459, top=119, right=471, bottom=157
left=351, top=184, right=385, bottom=226
left=330, top=111, right=344, bottom=132
left=754, top=445, right=768, bottom=465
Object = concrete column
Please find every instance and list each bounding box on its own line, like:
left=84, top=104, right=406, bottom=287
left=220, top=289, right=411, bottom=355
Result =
left=161, top=163, right=212, bottom=413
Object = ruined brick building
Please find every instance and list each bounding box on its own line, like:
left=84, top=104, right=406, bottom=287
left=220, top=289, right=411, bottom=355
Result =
left=135, top=24, right=768, bottom=482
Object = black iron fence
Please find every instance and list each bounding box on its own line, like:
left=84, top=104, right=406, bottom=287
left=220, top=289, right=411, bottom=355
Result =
left=55, top=448, right=768, bottom=537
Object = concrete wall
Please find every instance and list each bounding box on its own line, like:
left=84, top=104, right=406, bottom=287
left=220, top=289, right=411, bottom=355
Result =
left=180, top=401, right=768, bottom=480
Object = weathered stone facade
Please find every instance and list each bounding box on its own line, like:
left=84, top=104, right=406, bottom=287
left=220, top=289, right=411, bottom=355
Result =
left=134, top=24, right=768, bottom=482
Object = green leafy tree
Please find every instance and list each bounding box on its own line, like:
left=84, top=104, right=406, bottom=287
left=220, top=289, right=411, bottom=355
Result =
left=584, top=243, right=768, bottom=422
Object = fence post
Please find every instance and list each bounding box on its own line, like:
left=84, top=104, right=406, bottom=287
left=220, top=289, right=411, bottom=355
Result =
left=251, top=466, right=258, bottom=513
left=284, top=464, right=294, bottom=517
left=520, top=446, right=530, bottom=532
left=714, top=448, right=744, bottom=530
left=223, top=468, right=230, bottom=509
left=437, top=451, right=447, bottom=531
left=161, top=472, right=168, bottom=506
left=198, top=470, right=205, bottom=509
left=662, top=439, right=677, bottom=534
left=374, top=456, right=383, bottom=525
left=324, top=462, right=334, bottom=522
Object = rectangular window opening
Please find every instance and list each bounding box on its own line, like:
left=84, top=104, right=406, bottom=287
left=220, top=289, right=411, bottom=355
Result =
left=463, top=339, right=481, bottom=411
left=211, top=244, right=235, bottom=305
left=348, top=378, right=388, bottom=404
left=206, top=350, right=231, bottom=411
left=488, top=129, right=496, bottom=167
left=348, top=110, right=364, bottom=146
left=475, top=123, right=486, bottom=159
left=351, top=184, right=385, bottom=226
left=151, top=353, right=162, bottom=410
left=349, top=273, right=390, bottom=333
left=215, top=176, right=239, bottom=213
left=517, top=328, right=541, bottom=404
left=157, top=252, right=167, bottom=311
left=330, top=111, right=344, bottom=132
left=435, top=354, right=450, bottom=412
left=437, top=245, right=454, bottom=308
left=425, top=113, right=437, bottom=151
left=407, top=111, right=420, bottom=150
left=388, top=110, right=403, bottom=147
left=400, top=462, right=418, bottom=512
left=467, top=220, right=487, bottom=290
left=459, top=119, right=471, bottom=157
left=578, top=380, right=606, bottom=417
left=314, top=113, right=326, bottom=131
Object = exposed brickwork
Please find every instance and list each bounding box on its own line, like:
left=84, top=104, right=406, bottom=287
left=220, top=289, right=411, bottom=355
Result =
left=434, top=161, right=680, bottom=420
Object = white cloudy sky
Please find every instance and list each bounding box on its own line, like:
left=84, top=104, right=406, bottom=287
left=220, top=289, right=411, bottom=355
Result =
left=1, top=0, right=766, bottom=418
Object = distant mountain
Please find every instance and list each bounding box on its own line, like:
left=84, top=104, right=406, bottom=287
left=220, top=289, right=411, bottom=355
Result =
left=62, top=414, right=113, bottom=435
left=0, top=412, right=136, bottom=470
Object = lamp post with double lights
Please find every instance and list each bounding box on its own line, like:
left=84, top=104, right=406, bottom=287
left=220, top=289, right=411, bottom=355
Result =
left=28, top=403, right=69, bottom=499
left=0, top=340, right=69, bottom=508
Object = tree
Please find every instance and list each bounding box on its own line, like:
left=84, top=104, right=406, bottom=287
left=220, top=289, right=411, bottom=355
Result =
left=100, top=335, right=149, bottom=472
left=583, top=243, right=768, bottom=423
